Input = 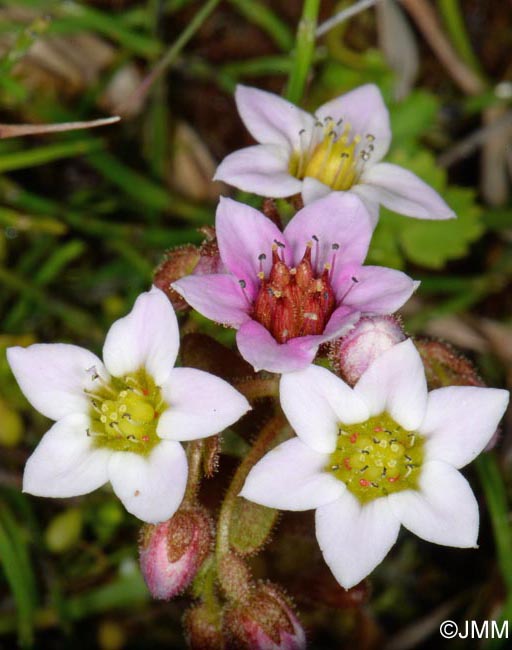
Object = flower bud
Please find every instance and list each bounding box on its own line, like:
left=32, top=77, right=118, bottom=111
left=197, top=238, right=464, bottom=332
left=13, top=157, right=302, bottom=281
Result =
left=329, top=315, right=406, bottom=386
left=153, top=227, right=223, bottom=311
left=139, top=507, right=213, bottom=600
left=153, top=245, right=201, bottom=311
left=224, top=582, right=306, bottom=650
left=184, top=602, right=225, bottom=650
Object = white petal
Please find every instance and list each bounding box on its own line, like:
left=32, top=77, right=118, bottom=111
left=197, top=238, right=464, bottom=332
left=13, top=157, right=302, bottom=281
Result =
left=108, top=441, right=187, bottom=523
left=7, top=344, right=106, bottom=421
left=315, top=492, right=400, bottom=589
left=354, top=339, right=427, bottom=430
left=351, top=186, right=380, bottom=226
left=315, top=85, right=391, bottom=162
left=358, top=163, right=455, bottom=220
left=421, top=387, right=509, bottom=469
left=240, top=438, right=344, bottom=511
left=280, top=365, right=369, bottom=454
left=157, top=368, right=250, bottom=441
left=235, top=84, right=315, bottom=149
left=301, top=177, right=332, bottom=204
left=23, top=414, right=110, bottom=497
left=213, top=144, right=302, bottom=198
left=389, top=460, right=479, bottom=547
left=103, top=287, right=179, bottom=385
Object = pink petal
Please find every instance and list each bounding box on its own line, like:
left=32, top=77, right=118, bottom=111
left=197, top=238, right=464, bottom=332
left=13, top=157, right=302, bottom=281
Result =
left=240, top=438, right=344, bottom=511
left=172, top=274, right=251, bottom=327
left=108, top=441, right=188, bottom=523
left=420, top=386, right=509, bottom=469
left=340, top=266, right=419, bottom=313
left=216, top=197, right=292, bottom=296
left=158, top=367, right=250, bottom=441
left=315, top=85, right=391, bottom=163
left=358, top=163, right=455, bottom=220
left=323, top=304, right=360, bottom=338
left=283, top=193, right=373, bottom=284
left=315, top=491, right=400, bottom=589
left=213, top=144, right=301, bottom=198
left=23, top=414, right=110, bottom=497
left=354, top=339, right=427, bottom=430
left=103, top=287, right=179, bottom=385
left=236, top=320, right=320, bottom=373
left=7, top=344, right=106, bottom=421
left=389, top=461, right=479, bottom=547
left=235, top=84, right=315, bottom=149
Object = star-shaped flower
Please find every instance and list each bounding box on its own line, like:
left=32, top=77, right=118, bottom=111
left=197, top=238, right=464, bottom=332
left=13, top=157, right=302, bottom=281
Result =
left=214, top=84, right=454, bottom=224
left=173, top=194, right=418, bottom=373
left=8, top=288, right=250, bottom=523
left=240, top=339, right=509, bottom=588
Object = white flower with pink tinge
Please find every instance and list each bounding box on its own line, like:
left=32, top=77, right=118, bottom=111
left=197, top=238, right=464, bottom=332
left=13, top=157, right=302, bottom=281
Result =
left=240, top=339, right=509, bottom=589
left=214, top=84, right=454, bottom=224
left=8, top=288, right=250, bottom=523
left=173, top=193, right=418, bottom=374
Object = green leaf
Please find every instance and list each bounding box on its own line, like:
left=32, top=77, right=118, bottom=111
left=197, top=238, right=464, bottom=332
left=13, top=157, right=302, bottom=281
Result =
left=229, top=498, right=279, bottom=556
left=369, top=149, right=485, bottom=269
left=0, top=504, right=37, bottom=648
left=389, top=90, right=440, bottom=146
left=398, top=188, right=483, bottom=269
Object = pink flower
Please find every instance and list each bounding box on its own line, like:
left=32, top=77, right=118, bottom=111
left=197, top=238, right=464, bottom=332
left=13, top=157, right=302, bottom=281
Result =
left=214, top=85, right=454, bottom=224
left=173, top=194, right=418, bottom=373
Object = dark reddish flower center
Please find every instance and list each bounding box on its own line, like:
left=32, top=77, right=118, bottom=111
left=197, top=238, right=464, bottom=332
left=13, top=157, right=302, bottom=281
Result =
left=251, top=241, right=336, bottom=344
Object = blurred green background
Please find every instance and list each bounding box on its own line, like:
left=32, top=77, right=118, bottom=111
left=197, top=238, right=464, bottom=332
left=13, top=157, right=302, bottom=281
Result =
left=0, top=1, right=511, bottom=648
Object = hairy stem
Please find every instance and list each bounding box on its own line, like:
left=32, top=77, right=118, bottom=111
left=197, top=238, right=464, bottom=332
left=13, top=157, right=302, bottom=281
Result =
left=183, top=440, right=204, bottom=505
left=216, top=410, right=286, bottom=562
left=233, top=376, right=279, bottom=402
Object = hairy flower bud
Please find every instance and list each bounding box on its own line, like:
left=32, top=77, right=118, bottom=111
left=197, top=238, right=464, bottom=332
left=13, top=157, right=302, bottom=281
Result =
left=139, top=507, right=213, bottom=600
left=184, top=602, right=225, bottom=650
left=154, top=245, right=201, bottom=311
left=329, top=315, right=406, bottom=385
left=153, top=227, right=223, bottom=310
left=224, top=582, right=306, bottom=650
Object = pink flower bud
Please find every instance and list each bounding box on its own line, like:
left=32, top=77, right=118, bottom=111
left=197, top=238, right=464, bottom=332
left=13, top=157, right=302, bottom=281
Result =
left=329, top=315, right=406, bottom=386
left=224, top=582, right=306, bottom=650
left=139, top=507, right=213, bottom=600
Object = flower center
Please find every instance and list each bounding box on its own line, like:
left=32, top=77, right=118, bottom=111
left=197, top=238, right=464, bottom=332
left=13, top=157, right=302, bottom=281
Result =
left=327, top=413, right=424, bottom=503
left=251, top=240, right=336, bottom=344
left=85, top=368, right=165, bottom=455
left=288, top=118, right=375, bottom=191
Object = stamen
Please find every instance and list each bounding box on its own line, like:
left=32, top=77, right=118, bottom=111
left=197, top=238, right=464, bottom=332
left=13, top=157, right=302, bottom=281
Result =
left=339, top=276, right=359, bottom=303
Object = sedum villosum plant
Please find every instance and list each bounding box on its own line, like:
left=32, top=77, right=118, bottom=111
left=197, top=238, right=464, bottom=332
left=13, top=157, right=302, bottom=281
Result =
left=8, top=81, right=510, bottom=650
